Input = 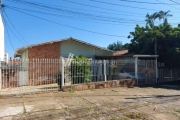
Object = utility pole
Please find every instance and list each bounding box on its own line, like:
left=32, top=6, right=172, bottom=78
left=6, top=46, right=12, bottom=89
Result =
left=155, top=38, right=157, bottom=55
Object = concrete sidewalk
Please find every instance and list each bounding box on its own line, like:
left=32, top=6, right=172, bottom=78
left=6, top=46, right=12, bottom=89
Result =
left=0, top=86, right=180, bottom=120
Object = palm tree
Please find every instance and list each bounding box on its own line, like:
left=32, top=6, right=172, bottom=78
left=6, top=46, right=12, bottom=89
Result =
left=145, top=13, right=154, bottom=28
left=145, top=10, right=172, bottom=28
left=145, top=10, right=172, bottom=55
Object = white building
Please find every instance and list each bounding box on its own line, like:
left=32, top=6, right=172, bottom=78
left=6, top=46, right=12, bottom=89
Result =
left=4, top=52, right=8, bottom=63
left=0, top=13, right=4, bottom=61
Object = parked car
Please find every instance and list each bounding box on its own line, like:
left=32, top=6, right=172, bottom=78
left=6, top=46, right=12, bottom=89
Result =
left=118, top=68, right=144, bottom=79
left=118, top=69, right=135, bottom=79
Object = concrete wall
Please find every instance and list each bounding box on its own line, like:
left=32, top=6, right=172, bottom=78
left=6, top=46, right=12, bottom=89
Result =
left=60, top=40, right=112, bottom=58
left=21, top=49, right=28, bottom=60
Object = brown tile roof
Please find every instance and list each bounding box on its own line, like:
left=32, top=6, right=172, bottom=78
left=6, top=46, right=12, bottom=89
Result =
left=113, top=50, right=128, bottom=56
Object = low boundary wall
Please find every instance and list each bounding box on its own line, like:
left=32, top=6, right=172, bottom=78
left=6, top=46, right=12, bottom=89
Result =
left=62, top=79, right=136, bottom=92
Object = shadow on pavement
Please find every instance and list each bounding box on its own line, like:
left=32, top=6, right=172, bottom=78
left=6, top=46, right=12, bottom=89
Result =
left=137, top=80, right=180, bottom=90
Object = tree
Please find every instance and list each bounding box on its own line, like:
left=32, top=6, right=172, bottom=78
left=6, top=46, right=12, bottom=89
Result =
left=145, top=10, right=172, bottom=55
left=128, top=23, right=180, bottom=68
left=107, top=41, right=128, bottom=51
left=145, top=10, right=172, bottom=28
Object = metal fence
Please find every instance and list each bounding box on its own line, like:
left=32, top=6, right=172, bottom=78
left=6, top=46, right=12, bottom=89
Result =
left=158, top=68, right=180, bottom=83
left=0, top=59, right=61, bottom=95
left=0, top=57, right=164, bottom=96
left=0, top=58, right=136, bottom=95
left=62, top=59, right=135, bottom=86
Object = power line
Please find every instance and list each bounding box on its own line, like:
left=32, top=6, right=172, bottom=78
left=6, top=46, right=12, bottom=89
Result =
left=2, top=13, right=26, bottom=45
left=5, top=0, right=146, bottom=23
left=2, top=13, right=15, bottom=51
left=7, top=7, right=127, bottom=38
left=3, top=11, right=28, bottom=45
left=6, top=0, right=145, bottom=16
left=118, top=0, right=177, bottom=5
left=66, top=0, right=154, bottom=11
left=89, top=0, right=165, bottom=11
left=7, top=0, right=180, bottom=20
left=156, top=0, right=180, bottom=10
left=6, top=5, right=146, bottom=24
left=63, top=0, right=180, bottom=13
left=169, top=0, right=180, bottom=5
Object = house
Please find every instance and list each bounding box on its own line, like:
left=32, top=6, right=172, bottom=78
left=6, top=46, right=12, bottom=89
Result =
left=14, top=37, right=113, bottom=59
left=13, top=37, right=114, bottom=86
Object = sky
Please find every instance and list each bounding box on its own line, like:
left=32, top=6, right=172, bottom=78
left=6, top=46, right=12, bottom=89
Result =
left=1, top=0, right=180, bottom=57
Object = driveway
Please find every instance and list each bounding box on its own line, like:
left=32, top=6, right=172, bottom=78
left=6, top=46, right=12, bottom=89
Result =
left=0, top=85, right=180, bottom=120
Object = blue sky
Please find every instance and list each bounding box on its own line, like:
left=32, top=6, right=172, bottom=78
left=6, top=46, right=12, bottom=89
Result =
left=2, top=0, right=180, bottom=57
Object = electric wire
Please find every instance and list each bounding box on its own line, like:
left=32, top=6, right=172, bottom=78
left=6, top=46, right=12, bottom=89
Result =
left=7, top=7, right=127, bottom=38
left=6, top=5, right=146, bottom=25
left=3, top=11, right=28, bottom=45
left=118, top=0, right=177, bottom=5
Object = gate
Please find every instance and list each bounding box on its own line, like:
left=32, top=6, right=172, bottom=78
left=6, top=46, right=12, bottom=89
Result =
left=138, top=59, right=156, bottom=84
left=134, top=55, right=158, bottom=85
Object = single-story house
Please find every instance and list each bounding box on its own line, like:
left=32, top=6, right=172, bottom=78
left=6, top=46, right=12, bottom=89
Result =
left=12, top=37, right=114, bottom=86
left=14, top=37, right=113, bottom=59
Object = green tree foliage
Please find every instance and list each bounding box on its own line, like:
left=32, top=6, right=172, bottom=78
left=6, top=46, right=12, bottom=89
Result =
left=107, top=41, right=129, bottom=51
left=71, top=55, right=91, bottom=84
left=127, top=10, right=180, bottom=68
left=128, top=23, right=180, bottom=68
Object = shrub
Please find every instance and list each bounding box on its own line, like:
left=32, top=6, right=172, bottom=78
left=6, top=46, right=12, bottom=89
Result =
left=71, top=56, right=91, bottom=84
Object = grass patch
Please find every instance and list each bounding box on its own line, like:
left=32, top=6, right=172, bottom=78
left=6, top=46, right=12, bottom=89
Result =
left=118, top=108, right=127, bottom=113
left=28, top=100, right=35, bottom=102
left=111, top=90, right=118, bottom=92
left=118, top=117, right=128, bottom=120
left=171, top=111, right=178, bottom=116
left=86, top=106, right=92, bottom=111
left=175, top=109, right=180, bottom=113
left=69, top=88, right=75, bottom=93
left=111, top=116, right=118, bottom=120
left=0, top=94, right=3, bottom=98
left=124, top=112, right=148, bottom=120
left=48, top=114, right=52, bottom=117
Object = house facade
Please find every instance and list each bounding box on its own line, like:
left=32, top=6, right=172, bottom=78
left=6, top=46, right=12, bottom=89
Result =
left=12, top=37, right=113, bottom=86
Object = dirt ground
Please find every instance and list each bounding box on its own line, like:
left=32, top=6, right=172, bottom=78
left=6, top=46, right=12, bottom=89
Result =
left=0, top=84, right=180, bottom=120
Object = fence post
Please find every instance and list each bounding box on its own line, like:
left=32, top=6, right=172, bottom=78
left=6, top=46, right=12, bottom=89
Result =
left=171, top=69, right=172, bottom=81
left=0, top=58, right=1, bottom=89
left=135, top=57, right=138, bottom=85
left=103, top=60, right=107, bottom=82
left=33, top=59, right=34, bottom=93
left=61, top=58, right=65, bottom=88
left=155, top=57, right=158, bottom=84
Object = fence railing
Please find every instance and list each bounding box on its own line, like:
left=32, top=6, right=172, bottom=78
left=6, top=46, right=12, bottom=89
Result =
left=2, top=58, right=172, bottom=95
left=158, top=68, right=180, bottom=83
left=0, top=59, right=61, bottom=95
left=61, top=59, right=135, bottom=86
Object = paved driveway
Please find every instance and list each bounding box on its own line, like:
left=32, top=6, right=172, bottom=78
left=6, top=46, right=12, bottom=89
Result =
left=0, top=85, right=180, bottom=120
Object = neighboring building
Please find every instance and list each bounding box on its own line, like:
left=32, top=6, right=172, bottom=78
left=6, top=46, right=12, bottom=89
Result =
left=4, top=52, right=8, bottom=63
left=113, top=50, right=128, bottom=56
left=95, top=49, right=133, bottom=62
left=14, top=37, right=113, bottom=59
